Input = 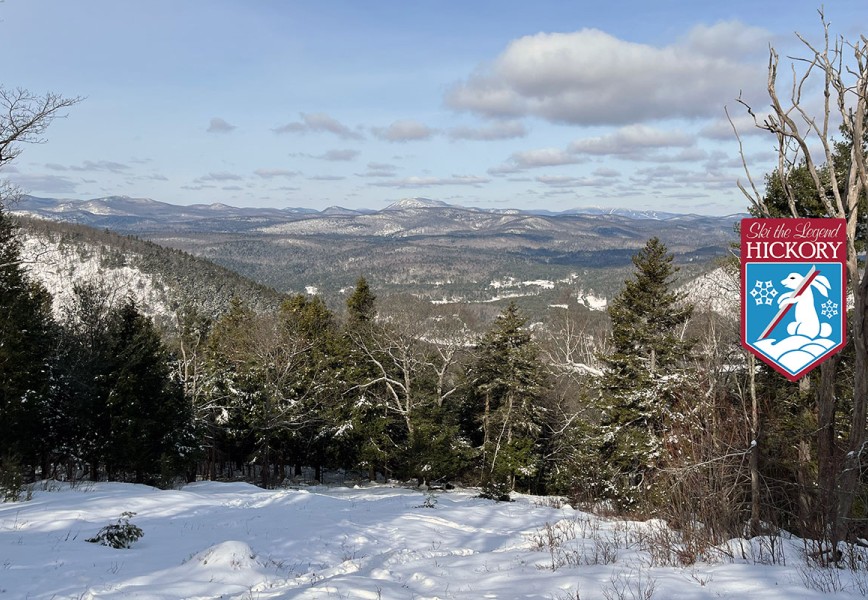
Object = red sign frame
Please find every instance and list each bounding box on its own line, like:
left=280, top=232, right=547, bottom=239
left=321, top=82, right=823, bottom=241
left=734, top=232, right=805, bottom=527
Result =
left=741, top=218, right=847, bottom=381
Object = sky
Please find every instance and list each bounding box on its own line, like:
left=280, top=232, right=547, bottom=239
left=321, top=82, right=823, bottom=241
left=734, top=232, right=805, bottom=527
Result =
left=0, top=0, right=865, bottom=215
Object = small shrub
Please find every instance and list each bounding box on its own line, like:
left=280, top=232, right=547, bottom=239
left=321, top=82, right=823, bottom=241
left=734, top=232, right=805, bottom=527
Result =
left=414, top=493, right=438, bottom=509
left=86, top=512, right=144, bottom=549
left=479, top=480, right=512, bottom=502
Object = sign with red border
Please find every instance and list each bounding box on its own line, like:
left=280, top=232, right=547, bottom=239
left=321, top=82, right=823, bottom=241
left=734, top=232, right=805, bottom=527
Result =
left=741, top=218, right=847, bottom=381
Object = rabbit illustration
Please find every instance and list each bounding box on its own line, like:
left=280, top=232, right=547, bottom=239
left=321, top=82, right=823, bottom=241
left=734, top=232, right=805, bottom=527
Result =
left=778, top=271, right=832, bottom=338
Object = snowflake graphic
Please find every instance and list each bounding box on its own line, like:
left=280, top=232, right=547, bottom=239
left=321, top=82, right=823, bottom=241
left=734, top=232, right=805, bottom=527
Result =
left=749, top=280, right=778, bottom=306
left=821, top=300, right=839, bottom=319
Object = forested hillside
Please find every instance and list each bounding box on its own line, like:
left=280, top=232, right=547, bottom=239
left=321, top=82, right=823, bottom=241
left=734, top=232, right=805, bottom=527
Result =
left=16, top=216, right=284, bottom=329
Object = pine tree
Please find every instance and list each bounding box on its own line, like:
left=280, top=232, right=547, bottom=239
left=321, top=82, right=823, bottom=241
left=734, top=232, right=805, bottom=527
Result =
left=104, top=299, right=195, bottom=485
left=341, top=278, right=393, bottom=480
left=346, top=277, right=376, bottom=324
left=0, top=207, right=56, bottom=483
left=278, top=294, right=341, bottom=481
left=597, top=237, right=694, bottom=509
left=56, top=288, right=194, bottom=484
left=55, top=281, right=117, bottom=480
left=464, top=302, right=548, bottom=497
left=604, top=237, right=693, bottom=387
left=206, top=299, right=313, bottom=487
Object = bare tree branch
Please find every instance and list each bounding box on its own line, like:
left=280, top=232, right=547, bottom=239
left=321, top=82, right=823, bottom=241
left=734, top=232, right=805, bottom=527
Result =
left=0, top=86, right=81, bottom=168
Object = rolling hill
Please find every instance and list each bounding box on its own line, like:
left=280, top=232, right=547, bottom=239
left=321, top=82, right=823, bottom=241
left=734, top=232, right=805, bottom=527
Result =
left=11, top=196, right=741, bottom=312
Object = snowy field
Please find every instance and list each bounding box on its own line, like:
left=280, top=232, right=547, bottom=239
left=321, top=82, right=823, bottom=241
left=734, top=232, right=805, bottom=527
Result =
left=1, top=481, right=865, bottom=599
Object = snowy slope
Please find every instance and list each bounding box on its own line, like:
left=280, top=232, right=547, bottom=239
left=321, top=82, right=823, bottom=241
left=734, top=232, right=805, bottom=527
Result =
left=1, top=482, right=864, bottom=599
left=20, top=233, right=174, bottom=320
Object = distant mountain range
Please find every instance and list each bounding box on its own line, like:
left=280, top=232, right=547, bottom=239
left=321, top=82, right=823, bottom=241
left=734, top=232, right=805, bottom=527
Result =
left=10, top=195, right=742, bottom=309
left=12, top=195, right=719, bottom=230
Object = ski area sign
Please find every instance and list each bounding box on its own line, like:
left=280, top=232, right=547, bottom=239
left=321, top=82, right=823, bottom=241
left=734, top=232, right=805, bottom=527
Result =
left=741, top=218, right=847, bottom=381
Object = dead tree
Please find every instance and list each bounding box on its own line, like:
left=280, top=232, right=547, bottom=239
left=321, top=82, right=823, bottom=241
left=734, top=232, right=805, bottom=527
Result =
left=732, top=12, right=867, bottom=555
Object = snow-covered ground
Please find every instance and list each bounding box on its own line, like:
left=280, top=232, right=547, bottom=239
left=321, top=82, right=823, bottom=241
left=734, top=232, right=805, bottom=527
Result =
left=1, top=482, right=865, bottom=599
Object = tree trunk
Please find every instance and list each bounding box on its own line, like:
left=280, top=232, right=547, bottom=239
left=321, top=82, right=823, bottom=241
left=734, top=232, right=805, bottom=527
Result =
left=797, top=440, right=813, bottom=537
left=816, top=357, right=840, bottom=541
left=748, top=354, right=761, bottom=537
left=833, top=271, right=868, bottom=551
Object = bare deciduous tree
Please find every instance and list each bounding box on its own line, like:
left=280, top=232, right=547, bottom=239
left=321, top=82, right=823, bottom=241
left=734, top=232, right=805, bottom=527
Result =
left=733, top=11, right=867, bottom=554
left=0, top=87, right=79, bottom=169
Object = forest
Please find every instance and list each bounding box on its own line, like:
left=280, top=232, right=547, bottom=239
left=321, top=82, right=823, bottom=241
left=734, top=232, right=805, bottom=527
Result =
left=1, top=12, right=867, bottom=577
left=3, top=182, right=867, bottom=563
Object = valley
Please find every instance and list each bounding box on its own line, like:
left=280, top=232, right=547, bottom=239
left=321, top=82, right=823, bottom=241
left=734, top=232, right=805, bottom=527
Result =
left=12, top=196, right=741, bottom=313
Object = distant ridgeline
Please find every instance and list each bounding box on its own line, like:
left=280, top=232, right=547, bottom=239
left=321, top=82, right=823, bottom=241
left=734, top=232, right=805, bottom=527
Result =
left=11, top=196, right=741, bottom=310
left=15, top=216, right=285, bottom=329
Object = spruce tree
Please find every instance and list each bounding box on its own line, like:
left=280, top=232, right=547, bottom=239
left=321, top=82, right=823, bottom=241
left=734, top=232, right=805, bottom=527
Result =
left=342, top=278, right=392, bottom=480
left=0, top=207, right=56, bottom=483
left=464, top=301, right=547, bottom=497
left=278, top=294, right=341, bottom=481
left=104, top=299, right=194, bottom=485
left=346, top=277, right=376, bottom=324
left=597, top=237, right=693, bottom=509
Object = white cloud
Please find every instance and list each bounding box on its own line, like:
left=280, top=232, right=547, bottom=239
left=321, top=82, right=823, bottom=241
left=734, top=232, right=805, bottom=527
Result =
left=536, top=175, right=610, bottom=188
left=446, top=24, right=768, bottom=125
left=489, top=147, right=584, bottom=174
left=254, top=168, right=299, bottom=179
left=448, top=120, right=527, bottom=141
left=680, top=21, right=772, bottom=59
left=357, top=161, right=398, bottom=178
left=207, top=117, right=236, bottom=133
left=318, top=149, right=359, bottom=161
left=9, top=174, right=79, bottom=193
left=197, top=171, right=243, bottom=182
left=699, top=111, right=769, bottom=140
left=569, top=125, right=694, bottom=155
left=372, top=119, right=436, bottom=142
left=274, top=113, right=364, bottom=140
left=371, top=175, right=489, bottom=188
left=48, top=160, right=132, bottom=173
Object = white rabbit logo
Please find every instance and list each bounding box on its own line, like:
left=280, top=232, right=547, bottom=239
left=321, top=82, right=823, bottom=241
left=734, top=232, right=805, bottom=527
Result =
left=777, top=270, right=833, bottom=338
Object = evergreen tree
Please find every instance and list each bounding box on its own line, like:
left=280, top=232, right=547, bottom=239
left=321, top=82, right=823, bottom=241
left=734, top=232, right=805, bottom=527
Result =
left=0, top=207, right=56, bottom=481
left=464, top=302, right=547, bottom=497
left=202, top=299, right=258, bottom=479
left=596, top=237, right=694, bottom=509
left=103, top=299, right=195, bottom=484
left=207, top=301, right=287, bottom=487
left=346, top=277, right=376, bottom=324
left=342, top=278, right=393, bottom=480
left=277, top=294, right=342, bottom=481
left=55, top=281, right=117, bottom=480
left=604, top=237, right=693, bottom=387
left=56, top=287, right=194, bottom=484
left=748, top=132, right=867, bottom=540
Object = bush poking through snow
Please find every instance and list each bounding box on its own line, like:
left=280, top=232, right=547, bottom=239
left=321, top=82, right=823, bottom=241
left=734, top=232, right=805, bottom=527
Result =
left=414, top=493, right=438, bottom=509
left=86, top=512, right=144, bottom=549
left=479, top=480, right=512, bottom=502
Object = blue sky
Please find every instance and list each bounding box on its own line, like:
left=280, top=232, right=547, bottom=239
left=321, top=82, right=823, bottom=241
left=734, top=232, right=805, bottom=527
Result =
left=1, top=0, right=865, bottom=214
